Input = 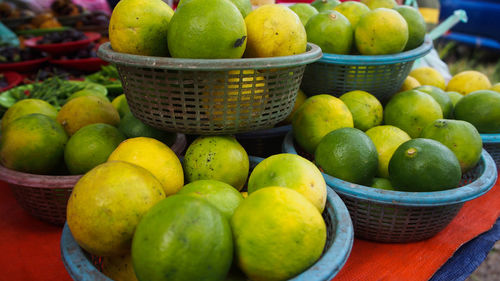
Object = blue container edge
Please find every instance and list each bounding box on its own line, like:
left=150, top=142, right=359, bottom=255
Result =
left=282, top=131, right=498, bottom=207
left=61, top=156, right=354, bottom=281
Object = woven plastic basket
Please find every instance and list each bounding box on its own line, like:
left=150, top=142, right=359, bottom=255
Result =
left=283, top=131, right=498, bottom=243
left=61, top=156, right=354, bottom=281
left=236, top=124, right=292, bottom=157
left=300, top=35, right=433, bottom=103
left=481, top=133, right=500, bottom=168
left=0, top=133, right=187, bottom=226
left=97, top=43, right=322, bottom=135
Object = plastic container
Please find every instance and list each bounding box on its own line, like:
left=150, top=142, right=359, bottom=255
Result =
left=97, top=42, right=322, bottom=135
left=300, top=35, right=433, bottom=103
left=61, top=156, right=354, bottom=281
left=481, top=133, right=500, bottom=168
left=24, top=32, right=101, bottom=55
left=283, top=131, right=498, bottom=243
left=235, top=124, right=291, bottom=158
left=0, top=133, right=187, bottom=226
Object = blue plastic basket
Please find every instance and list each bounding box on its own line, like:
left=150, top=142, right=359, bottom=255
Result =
left=481, top=133, right=500, bottom=168
left=60, top=156, right=354, bottom=281
left=300, top=35, right=433, bottom=103
left=283, top=131, right=498, bottom=243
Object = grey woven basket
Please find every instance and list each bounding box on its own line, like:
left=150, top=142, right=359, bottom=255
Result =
left=98, top=43, right=322, bottom=135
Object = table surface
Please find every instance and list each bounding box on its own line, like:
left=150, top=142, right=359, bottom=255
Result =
left=0, top=174, right=499, bottom=281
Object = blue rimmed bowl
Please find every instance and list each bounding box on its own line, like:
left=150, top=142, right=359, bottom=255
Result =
left=300, top=35, right=433, bottom=103
left=61, top=156, right=354, bottom=281
left=283, top=131, right=498, bottom=243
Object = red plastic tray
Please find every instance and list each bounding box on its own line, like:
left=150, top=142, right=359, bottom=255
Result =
left=24, top=32, right=101, bottom=55
left=1, top=71, right=23, bottom=92
left=49, top=57, right=109, bottom=72
left=0, top=57, right=49, bottom=73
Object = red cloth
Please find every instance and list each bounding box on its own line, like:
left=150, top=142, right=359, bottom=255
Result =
left=0, top=182, right=72, bottom=281
left=0, top=172, right=498, bottom=281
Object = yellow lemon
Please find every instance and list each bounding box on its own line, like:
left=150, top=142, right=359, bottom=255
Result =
left=409, top=67, right=446, bottom=90
left=399, top=75, right=421, bottom=92
left=244, top=4, right=307, bottom=58
left=107, top=137, right=184, bottom=196
left=446, top=70, right=492, bottom=95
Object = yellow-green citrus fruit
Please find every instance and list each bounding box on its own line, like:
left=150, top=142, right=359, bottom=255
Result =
left=384, top=89, right=443, bottom=138
left=389, top=138, right=462, bottom=192
left=409, top=67, right=446, bottom=90
left=67, top=161, right=165, bottom=256
left=365, top=125, right=411, bottom=178
left=415, top=85, right=454, bottom=118
left=339, top=90, right=383, bottom=131
left=305, top=11, right=353, bottom=55
left=244, top=4, right=307, bottom=58
left=1, top=99, right=57, bottom=132
left=292, top=94, right=353, bottom=154
left=177, top=179, right=244, bottom=220
left=107, top=137, right=184, bottom=196
left=447, top=91, right=463, bottom=107
left=361, top=0, right=397, bottom=9
left=393, top=5, right=426, bottom=51
left=56, top=95, right=120, bottom=136
left=289, top=3, right=319, bottom=26
left=453, top=90, right=500, bottom=133
left=315, top=127, right=378, bottom=185
left=109, top=0, right=174, bottom=56
left=183, top=135, right=249, bottom=190
left=446, top=70, right=492, bottom=95
left=167, top=0, right=247, bottom=59
left=0, top=113, right=67, bottom=174
left=333, top=1, right=370, bottom=28
left=398, top=76, right=421, bottom=92
left=231, top=187, right=326, bottom=281
left=421, top=119, right=482, bottom=173
left=355, top=8, right=408, bottom=55
left=248, top=153, right=327, bottom=212
left=64, top=123, right=126, bottom=175
left=311, top=0, right=341, bottom=12
left=132, top=195, right=233, bottom=281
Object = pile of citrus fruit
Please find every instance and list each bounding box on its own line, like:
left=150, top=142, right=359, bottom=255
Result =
left=0, top=89, right=175, bottom=176
left=291, top=66, right=500, bottom=192
left=290, top=0, right=426, bottom=55
left=109, top=0, right=308, bottom=59
left=65, top=132, right=329, bottom=281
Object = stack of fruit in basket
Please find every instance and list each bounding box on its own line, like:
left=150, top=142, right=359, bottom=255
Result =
left=289, top=0, right=426, bottom=55
left=109, top=0, right=307, bottom=59
left=65, top=131, right=331, bottom=281
left=290, top=66, right=500, bottom=191
left=0, top=81, right=176, bottom=176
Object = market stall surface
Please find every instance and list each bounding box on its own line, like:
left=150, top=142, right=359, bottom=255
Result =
left=0, top=175, right=499, bottom=281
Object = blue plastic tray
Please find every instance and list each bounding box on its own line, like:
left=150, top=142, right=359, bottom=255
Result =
left=61, top=156, right=354, bottom=281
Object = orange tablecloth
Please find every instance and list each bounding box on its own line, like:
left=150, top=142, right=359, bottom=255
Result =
left=0, top=173, right=499, bottom=281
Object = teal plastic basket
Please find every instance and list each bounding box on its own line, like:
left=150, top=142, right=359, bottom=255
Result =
left=61, top=156, right=354, bottom=281
left=283, top=131, right=498, bottom=243
left=300, top=35, right=433, bottom=103
left=481, top=133, right=500, bottom=168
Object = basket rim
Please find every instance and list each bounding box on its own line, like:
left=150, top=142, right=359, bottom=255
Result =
left=0, top=133, right=186, bottom=188
left=61, top=156, right=354, bottom=281
left=283, top=131, right=498, bottom=207
left=481, top=133, right=500, bottom=143
left=318, top=34, right=433, bottom=65
left=97, top=42, right=323, bottom=70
